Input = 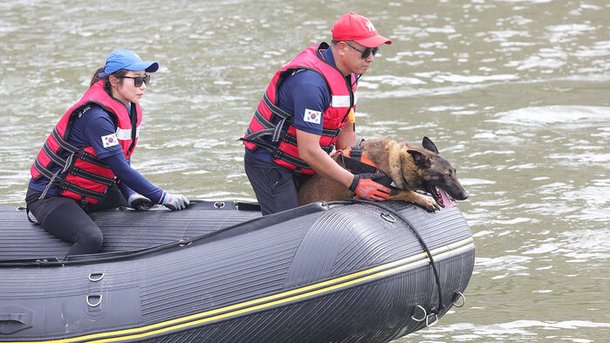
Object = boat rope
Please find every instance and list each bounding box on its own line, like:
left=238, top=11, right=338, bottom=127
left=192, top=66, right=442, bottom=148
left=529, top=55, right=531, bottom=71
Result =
left=347, top=199, right=446, bottom=317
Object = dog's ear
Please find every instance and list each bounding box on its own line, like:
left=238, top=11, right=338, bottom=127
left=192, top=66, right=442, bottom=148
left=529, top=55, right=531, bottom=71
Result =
left=408, top=150, right=431, bottom=169
left=422, top=137, right=439, bottom=153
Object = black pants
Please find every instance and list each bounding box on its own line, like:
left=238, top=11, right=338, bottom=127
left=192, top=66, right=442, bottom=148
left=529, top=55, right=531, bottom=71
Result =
left=25, top=184, right=126, bottom=256
left=244, top=152, right=310, bottom=216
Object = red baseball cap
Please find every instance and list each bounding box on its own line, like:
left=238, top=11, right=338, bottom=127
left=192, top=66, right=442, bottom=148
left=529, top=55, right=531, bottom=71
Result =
left=331, top=12, right=392, bottom=48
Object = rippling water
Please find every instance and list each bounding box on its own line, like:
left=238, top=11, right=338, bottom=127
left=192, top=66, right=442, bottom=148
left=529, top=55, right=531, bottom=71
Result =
left=1, top=0, right=609, bottom=342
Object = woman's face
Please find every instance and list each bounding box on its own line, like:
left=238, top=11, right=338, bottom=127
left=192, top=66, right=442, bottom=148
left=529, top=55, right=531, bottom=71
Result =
left=110, top=70, right=148, bottom=105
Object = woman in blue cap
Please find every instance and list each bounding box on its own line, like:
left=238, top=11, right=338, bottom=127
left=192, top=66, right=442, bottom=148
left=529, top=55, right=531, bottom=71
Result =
left=26, top=49, right=190, bottom=256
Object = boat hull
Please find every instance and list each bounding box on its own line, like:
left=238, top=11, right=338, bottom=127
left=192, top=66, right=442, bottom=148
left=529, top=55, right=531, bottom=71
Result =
left=0, top=200, right=474, bottom=342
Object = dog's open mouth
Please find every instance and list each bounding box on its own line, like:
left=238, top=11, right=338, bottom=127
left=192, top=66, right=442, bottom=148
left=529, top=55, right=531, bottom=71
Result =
left=426, top=184, right=456, bottom=208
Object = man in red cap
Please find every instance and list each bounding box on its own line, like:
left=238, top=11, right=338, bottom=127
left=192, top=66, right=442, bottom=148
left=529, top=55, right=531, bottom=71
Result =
left=242, top=12, right=392, bottom=215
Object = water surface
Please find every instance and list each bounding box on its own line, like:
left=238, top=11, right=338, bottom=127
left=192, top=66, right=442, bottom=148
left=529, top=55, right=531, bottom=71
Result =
left=1, top=1, right=609, bottom=341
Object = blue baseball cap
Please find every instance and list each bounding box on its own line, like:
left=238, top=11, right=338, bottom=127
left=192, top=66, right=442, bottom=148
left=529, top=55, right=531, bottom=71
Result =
left=98, top=49, right=159, bottom=77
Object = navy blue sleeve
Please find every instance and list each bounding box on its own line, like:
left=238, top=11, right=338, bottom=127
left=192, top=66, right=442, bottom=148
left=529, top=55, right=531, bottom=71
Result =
left=277, top=69, right=331, bottom=135
left=116, top=160, right=137, bottom=200
left=72, top=106, right=165, bottom=203
left=74, top=106, right=124, bottom=160
left=103, top=154, right=165, bottom=204
left=117, top=178, right=136, bottom=200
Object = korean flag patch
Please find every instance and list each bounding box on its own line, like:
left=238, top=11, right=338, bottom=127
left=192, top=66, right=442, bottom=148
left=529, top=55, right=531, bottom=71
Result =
left=101, top=133, right=119, bottom=148
left=303, top=109, right=322, bottom=124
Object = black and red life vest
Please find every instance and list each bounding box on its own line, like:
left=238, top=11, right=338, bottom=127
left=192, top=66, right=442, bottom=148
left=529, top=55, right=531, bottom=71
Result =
left=243, top=42, right=357, bottom=174
left=30, top=80, right=141, bottom=205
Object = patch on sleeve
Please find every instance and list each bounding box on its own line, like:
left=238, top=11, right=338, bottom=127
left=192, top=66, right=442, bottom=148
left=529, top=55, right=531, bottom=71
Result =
left=101, top=133, right=119, bottom=148
left=303, top=109, right=322, bottom=124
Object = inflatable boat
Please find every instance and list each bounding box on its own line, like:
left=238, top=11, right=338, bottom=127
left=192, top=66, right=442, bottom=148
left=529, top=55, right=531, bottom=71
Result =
left=0, top=199, right=474, bottom=343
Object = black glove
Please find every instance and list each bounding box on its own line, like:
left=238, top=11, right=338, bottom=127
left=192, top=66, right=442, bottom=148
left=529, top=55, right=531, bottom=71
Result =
left=127, top=193, right=154, bottom=211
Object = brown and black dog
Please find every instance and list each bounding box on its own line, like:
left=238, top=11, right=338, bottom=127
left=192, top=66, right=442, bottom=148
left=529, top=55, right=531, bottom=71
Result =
left=297, top=137, right=468, bottom=211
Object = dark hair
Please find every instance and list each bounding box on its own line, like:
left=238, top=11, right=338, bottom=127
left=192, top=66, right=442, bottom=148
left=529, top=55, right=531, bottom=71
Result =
left=90, top=67, right=105, bottom=86
left=90, top=67, right=129, bottom=94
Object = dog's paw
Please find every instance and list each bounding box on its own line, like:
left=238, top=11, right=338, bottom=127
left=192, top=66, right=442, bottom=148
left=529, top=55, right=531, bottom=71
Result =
left=389, top=191, right=440, bottom=212
left=419, top=195, right=440, bottom=212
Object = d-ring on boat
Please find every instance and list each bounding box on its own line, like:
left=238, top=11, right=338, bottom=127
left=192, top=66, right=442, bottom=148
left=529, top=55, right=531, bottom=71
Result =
left=0, top=199, right=474, bottom=342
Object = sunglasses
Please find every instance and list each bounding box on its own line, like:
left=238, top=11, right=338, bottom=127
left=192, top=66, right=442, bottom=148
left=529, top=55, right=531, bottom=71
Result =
left=344, top=41, right=379, bottom=59
left=120, top=74, right=151, bottom=87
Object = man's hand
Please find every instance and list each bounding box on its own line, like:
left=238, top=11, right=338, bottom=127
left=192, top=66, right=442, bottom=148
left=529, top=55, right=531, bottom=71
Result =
left=349, top=173, right=392, bottom=201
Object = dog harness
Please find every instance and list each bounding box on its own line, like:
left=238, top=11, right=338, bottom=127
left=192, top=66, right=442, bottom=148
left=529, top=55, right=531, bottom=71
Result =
left=243, top=42, right=357, bottom=175
left=30, top=80, right=141, bottom=206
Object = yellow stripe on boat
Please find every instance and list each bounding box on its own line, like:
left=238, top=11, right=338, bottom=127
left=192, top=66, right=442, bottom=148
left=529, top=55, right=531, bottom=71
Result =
left=2, top=237, right=474, bottom=343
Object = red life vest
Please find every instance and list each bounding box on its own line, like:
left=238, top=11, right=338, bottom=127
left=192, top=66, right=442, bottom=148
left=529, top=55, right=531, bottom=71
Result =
left=30, top=80, right=141, bottom=205
left=243, top=42, right=357, bottom=175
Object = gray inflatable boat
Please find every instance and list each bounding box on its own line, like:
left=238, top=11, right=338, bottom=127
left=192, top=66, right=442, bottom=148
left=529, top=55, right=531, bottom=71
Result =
left=0, top=200, right=474, bottom=342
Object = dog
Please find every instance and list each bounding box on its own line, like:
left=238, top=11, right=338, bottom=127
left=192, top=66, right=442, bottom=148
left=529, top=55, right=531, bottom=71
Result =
left=297, top=137, right=468, bottom=212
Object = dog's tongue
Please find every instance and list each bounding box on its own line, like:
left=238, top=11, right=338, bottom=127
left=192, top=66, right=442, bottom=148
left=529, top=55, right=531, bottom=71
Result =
left=437, top=187, right=456, bottom=208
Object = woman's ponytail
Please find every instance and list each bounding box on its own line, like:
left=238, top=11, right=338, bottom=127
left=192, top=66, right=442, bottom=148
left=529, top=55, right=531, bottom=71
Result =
left=90, top=67, right=105, bottom=86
